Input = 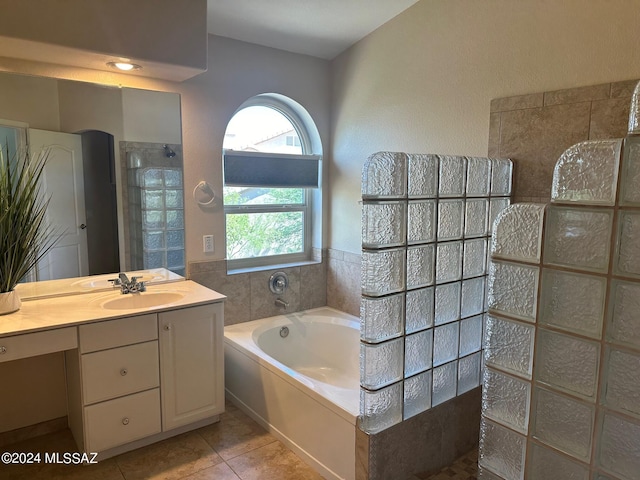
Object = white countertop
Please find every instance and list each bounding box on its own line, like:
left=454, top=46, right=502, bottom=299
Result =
left=0, top=280, right=226, bottom=338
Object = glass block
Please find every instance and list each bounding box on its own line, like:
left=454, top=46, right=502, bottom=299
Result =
left=458, top=352, right=481, bottom=394
left=467, top=157, right=491, bottom=197
left=629, top=80, right=640, bottom=134
left=143, top=231, right=164, bottom=250
left=360, top=338, right=404, bottom=390
left=482, top=367, right=530, bottom=433
left=142, top=189, right=164, bottom=209
left=433, top=322, right=459, bottom=366
left=407, top=244, right=435, bottom=289
left=165, top=189, right=184, bottom=208
left=404, top=329, right=433, bottom=376
left=141, top=168, right=163, bottom=187
left=460, top=314, right=483, bottom=356
left=434, top=282, right=461, bottom=325
left=463, top=238, right=487, bottom=279
left=362, top=201, right=407, bottom=248
left=544, top=206, right=613, bottom=273
left=615, top=211, right=640, bottom=277
left=167, top=249, right=184, bottom=268
left=489, top=198, right=511, bottom=234
left=438, top=155, right=466, bottom=197
left=603, top=348, right=640, bottom=418
left=465, top=199, right=489, bottom=238
left=461, top=277, right=485, bottom=318
left=607, top=279, right=640, bottom=348
left=438, top=199, right=464, bottom=240
left=408, top=153, right=438, bottom=198
left=407, top=200, right=436, bottom=244
left=539, top=269, right=606, bottom=339
left=528, top=443, right=590, bottom=480
left=404, top=370, right=432, bottom=419
left=490, top=159, right=513, bottom=196
left=361, top=293, right=405, bottom=343
left=598, top=412, right=640, bottom=480
left=620, top=137, right=640, bottom=206
left=477, top=467, right=505, bottom=480
left=487, top=261, right=539, bottom=322
left=436, top=241, right=462, bottom=283
left=362, top=151, right=407, bottom=199
left=143, top=210, right=164, bottom=229
left=143, top=251, right=164, bottom=269
left=491, top=203, right=545, bottom=263
left=551, top=139, right=622, bottom=206
left=164, top=168, right=182, bottom=187
left=405, top=287, right=434, bottom=334
left=479, top=417, right=525, bottom=480
left=359, top=382, right=403, bottom=434
left=361, top=248, right=406, bottom=296
left=166, top=229, right=184, bottom=249
left=535, top=329, right=600, bottom=400
left=432, top=361, right=457, bottom=406
left=532, top=387, right=594, bottom=461
left=166, top=209, right=184, bottom=229
left=484, top=315, right=534, bottom=379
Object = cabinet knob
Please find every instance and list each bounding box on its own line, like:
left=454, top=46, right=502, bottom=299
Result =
left=164, top=324, right=171, bottom=331
left=0, top=346, right=6, bottom=354
left=120, top=368, right=128, bottom=376
left=122, top=417, right=130, bottom=425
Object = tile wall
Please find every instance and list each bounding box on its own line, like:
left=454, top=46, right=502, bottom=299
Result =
left=489, top=79, right=639, bottom=203
left=479, top=82, right=640, bottom=479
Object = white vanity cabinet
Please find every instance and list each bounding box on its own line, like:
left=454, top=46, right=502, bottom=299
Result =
left=66, top=301, right=224, bottom=457
left=159, top=303, right=224, bottom=430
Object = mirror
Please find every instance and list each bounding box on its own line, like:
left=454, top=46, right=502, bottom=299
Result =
left=0, top=72, right=184, bottom=285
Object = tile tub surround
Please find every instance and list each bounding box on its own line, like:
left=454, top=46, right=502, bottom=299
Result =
left=327, top=248, right=362, bottom=317
left=489, top=78, right=639, bottom=204
left=480, top=106, right=640, bottom=478
left=359, top=152, right=512, bottom=434
left=188, top=257, right=327, bottom=325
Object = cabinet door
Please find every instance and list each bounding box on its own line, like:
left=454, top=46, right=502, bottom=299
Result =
left=159, top=303, right=224, bottom=431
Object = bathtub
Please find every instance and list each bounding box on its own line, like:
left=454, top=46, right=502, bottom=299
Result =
left=224, top=307, right=360, bottom=480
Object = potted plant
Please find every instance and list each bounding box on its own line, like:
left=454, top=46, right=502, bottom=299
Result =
left=0, top=147, right=59, bottom=314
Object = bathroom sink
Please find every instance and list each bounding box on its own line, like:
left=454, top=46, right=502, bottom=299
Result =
left=100, top=292, right=185, bottom=310
left=72, top=272, right=164, bottom=289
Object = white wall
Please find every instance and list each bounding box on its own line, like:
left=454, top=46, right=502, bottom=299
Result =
left=330, top=0, right=640, bottom=253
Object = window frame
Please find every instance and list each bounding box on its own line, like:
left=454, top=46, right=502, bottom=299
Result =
left=223, top=96, right=319, bottom=271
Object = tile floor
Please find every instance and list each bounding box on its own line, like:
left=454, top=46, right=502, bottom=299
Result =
left=0, top=400, right=478, bottom=480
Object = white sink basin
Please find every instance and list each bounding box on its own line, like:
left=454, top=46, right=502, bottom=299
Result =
left=101, top=292, right=185, bottom=310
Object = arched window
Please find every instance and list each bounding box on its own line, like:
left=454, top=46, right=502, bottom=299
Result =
left=223, top=94, right=321, bottom=269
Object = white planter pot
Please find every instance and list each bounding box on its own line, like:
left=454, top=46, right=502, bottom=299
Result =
left=0, top=290, right=21, bottom=315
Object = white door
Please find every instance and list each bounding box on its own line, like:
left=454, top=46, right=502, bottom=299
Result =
left=29, top=129, right=89, bottom=280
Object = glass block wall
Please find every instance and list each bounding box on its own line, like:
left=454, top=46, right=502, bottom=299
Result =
left=480, top=116, right=640, bottom=477
left=360, top=152, right=513, bottom=433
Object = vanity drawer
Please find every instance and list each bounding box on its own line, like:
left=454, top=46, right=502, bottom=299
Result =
left=84, top=388, right=161, bottom=453
left=79, top=314, right=157, bottom=353
left=81, top=341, right=159, bottom=405
left=0, top=327, right=77, bottom=363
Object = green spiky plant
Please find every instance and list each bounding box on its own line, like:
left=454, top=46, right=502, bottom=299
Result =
left=0, top=146, right=60, bottom=293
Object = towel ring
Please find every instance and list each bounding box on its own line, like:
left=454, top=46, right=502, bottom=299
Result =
left=193, top=181, right=215, bottom=206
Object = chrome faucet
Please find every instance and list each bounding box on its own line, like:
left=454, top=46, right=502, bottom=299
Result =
left=275, top=298, right=289, bottom=310
left=109, top=273, right=146, bottom=294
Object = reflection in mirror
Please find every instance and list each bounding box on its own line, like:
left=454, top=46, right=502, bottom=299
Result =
left=0, top=72, right=184, bottom=284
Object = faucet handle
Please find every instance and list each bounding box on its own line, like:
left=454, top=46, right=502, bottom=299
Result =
left=108, top=278, right=122, bottom=287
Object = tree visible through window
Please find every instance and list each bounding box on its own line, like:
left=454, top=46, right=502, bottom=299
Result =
left=223, top=103, right=314, bottom=266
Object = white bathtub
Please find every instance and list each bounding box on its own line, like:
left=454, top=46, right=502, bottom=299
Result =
left=224, top=307, right=360, bottom=480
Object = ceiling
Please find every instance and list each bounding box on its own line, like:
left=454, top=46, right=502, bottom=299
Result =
left=206, top=0, right=420, bottom=60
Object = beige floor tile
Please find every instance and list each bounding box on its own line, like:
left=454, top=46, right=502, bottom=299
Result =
left=180, top=462, right=241, bottom=480
left=115, top=431, right=223, bottom=480
left=226, top=441, right=323, bottom=480
left=197, top=409, right=277, bottom=461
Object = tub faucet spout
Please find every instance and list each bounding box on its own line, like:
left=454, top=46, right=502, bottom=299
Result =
left=275, top=298, right=289, bottom=310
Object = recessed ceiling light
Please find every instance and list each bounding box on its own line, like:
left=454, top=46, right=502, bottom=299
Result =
left=106, top=61, right=142, bottom=71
